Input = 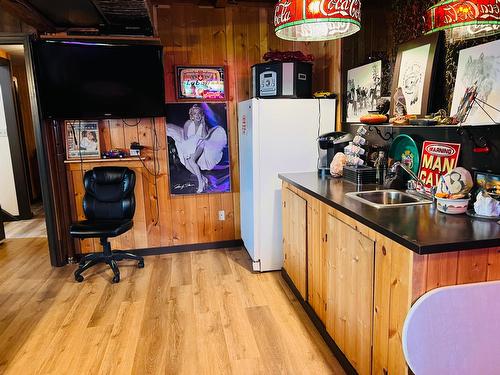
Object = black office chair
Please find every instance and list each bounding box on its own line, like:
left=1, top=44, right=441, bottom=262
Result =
left=71, top=167, right=144, bottom=283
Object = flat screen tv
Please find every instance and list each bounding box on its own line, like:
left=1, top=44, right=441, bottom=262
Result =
left=33, top=40, right=165, bottom=119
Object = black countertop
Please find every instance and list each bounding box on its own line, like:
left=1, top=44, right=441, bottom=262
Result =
left=279, top=172, right=500, bottom=255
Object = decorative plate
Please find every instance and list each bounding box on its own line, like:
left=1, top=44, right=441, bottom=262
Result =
left=388, top=134, right=420, bottom=177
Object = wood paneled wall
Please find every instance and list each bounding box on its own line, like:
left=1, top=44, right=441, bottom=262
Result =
left=67, top=118, right=239, bottom=253
left=158, top=4, right=341, bottom=242
left=65, top=4, right=342, bottom=253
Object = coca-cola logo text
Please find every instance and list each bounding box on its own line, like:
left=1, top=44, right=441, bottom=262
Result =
left=319, top=0, right=361, bottom=20
left=274, top=1, right=292, bottom=26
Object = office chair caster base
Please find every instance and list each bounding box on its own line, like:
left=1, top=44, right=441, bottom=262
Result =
left=73, top=244, right=144, bottom=283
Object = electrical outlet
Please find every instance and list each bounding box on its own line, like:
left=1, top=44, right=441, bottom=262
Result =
left=218, top=210, right=225, bottom=221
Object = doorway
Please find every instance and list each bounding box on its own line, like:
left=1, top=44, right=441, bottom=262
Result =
left=0, top=41, right=46, bottom=241
left=0, top=34, right=67, bottom=267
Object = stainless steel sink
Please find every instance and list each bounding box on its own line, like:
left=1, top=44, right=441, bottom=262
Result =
left=345, top=190, right=432, bottom=209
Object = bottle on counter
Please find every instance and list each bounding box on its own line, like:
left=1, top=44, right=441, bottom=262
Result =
left=374, top=151, right=387, bottom=184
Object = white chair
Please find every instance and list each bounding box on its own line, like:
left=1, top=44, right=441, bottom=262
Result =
left=403, top=280, right=500, bottom=375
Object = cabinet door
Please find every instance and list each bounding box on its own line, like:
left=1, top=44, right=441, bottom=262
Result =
left=325, top=214, right=375, bottom=375
left=307, top=198, right=328, bottom=322
left=282, top=188, right=307, bottom=298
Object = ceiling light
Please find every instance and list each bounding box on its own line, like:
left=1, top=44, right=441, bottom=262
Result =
left=424, top=0, right=500, bottom=42
left=274, top=0, right=362, bottom=42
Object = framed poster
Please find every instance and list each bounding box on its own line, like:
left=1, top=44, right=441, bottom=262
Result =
left=65, top=121, right=100, bottom=159
left=346, top=60, right=382, bottom=122
left=391, top=33, right=440, bottom=116
left=166, top=102, right=230, bottom=195
left=175, top=66, right=226, bottom=101
left=450, top=39, right=500, bottom=125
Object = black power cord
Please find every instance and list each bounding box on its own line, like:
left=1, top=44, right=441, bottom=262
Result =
left=121, top=117, right=161, bottom=226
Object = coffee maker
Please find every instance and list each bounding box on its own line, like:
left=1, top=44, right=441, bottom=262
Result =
left=317, top=132, right=353, bottom=175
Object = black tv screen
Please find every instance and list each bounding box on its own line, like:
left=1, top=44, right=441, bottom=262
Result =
left=33, top=40, right=165, bottom=119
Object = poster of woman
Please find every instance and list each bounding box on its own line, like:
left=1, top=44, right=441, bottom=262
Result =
left=166, top=103, right=230, bottom=195
left=65, top=121, right=101, bottom=159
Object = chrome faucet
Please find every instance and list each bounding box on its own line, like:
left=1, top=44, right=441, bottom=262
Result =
left=389, top=161, right=434, bottom=200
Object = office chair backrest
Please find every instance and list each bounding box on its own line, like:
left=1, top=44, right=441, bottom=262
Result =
left=83, top=167, right=136, bottom=221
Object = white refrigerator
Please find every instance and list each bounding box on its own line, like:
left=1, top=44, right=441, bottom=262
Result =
left=238, top=98, right=337, bottom=272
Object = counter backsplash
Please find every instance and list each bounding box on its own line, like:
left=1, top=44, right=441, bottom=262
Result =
left=342, top=123, right=500, bottom=175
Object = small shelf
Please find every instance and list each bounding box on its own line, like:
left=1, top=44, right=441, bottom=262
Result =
left=345, top=122, right=497, bottom=129
left=64, top=157, right=147, bottom=164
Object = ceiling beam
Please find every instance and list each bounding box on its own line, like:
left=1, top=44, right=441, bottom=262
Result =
left=151, top=0, right=275, bottom=6
left=0, top=0, right=57, bottom=32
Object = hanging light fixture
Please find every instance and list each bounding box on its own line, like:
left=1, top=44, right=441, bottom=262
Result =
left=274, top=0, right=362, bottom=42
left=424, top=0, right=500, bottom=42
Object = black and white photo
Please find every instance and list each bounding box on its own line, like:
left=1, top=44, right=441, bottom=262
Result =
left=346, top=61, right=382, bottom=122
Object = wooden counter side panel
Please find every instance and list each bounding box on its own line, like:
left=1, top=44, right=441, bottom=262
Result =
left=487, top=247, right=500, bottom=280
left=411, top=247, right=500, bottom=301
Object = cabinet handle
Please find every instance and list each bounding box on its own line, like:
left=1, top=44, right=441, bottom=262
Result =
left=353, top=256, right=360, bottom=262
left=325, top=233, right=328, bottom=242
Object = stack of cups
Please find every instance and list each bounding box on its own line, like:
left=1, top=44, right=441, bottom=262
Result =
left=344, top=127, right=367, bottom=166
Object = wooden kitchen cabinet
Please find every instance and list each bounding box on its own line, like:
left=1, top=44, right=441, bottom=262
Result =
left=325, top=214, right=375, bottom=375
left=307, top=197, right=328, bottom=322
left=281, top=180, right=500, bottom=375
left=282, top=187, right=307, bottom=299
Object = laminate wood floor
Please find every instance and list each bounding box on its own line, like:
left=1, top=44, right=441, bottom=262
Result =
left=4, top=203, right=47, bottom=239
left=0, top=237, right=345, bottom=375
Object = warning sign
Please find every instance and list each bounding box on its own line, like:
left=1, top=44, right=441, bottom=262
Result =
left=418, top=141, right=461, bottom=192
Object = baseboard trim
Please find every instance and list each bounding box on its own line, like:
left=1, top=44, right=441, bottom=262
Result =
left=134, top=239, right=244, bottom=256
left=281, top=269, right=358, bottom=375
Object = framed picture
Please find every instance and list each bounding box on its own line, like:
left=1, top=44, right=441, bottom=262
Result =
left=474, top=171, right=500, bottom=194
left=175, top=66, right=226, bottom=101
left=391, top=33, right=440, bottom=116
left=450, top=39, right=500, bottom=125
left=65, top=121, right=101, bottom=159
left=346, top=60, right=382, bottom=122
left=166, top=102, right=231, bottom=195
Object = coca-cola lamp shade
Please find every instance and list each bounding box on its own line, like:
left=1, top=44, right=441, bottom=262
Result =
left=424, top=0, right=500, bottom=42
left=274, top=0, right=362, bottom=41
